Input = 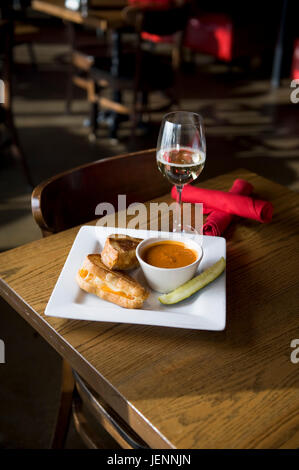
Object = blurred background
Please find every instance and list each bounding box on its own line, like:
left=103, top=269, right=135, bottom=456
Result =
left=0, top=0, right=299, bottom=448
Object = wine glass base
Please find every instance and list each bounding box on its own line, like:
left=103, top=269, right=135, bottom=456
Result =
left=173, top=224, right=198, bottom=235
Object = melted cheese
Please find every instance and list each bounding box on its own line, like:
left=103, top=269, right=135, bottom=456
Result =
left=79, top=269, right=88, bottom=278
left=79, top=269, right=94, bottom=282
left=101, top=285, right=134, bottom=300
left=79, top=268, right=134, bottom=300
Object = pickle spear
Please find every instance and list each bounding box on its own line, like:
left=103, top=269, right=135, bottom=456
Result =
left=158, top=257, right=226, bottom=305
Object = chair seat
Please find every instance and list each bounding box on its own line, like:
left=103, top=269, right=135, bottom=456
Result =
left=14, top=21, right=40, bottom=44
left=72, top=44, right=110, bottom=71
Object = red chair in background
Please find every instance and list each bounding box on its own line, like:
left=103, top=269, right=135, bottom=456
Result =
left=130, top=2, right=276, bottom=68
left=128, top=3, right=246, bottom=64
left=184, top=12, right=276, bottom=64
left=128, top=2, right=233, bottom=62
left=184, top=13, right=233, bottom=62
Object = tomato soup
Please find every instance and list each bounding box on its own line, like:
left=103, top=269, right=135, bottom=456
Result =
left=142, top=241, right=197, bottom=269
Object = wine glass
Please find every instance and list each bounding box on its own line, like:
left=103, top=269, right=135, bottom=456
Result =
left=156, top=111, right=206, bottom=233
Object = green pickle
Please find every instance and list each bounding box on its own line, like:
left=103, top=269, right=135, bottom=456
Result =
left=158, top=257, right=226, bottom=305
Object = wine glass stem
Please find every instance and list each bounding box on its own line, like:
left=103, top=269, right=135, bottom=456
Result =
left=176, top=185, right=183, bottom=232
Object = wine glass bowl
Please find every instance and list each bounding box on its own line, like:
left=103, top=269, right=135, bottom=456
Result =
left=156, top=111, right=206, bottom=233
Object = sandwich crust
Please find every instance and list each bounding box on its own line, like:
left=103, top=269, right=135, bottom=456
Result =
left=76, top=254, right=148, bottom=309
left=101, top=234, right=142, bottom=270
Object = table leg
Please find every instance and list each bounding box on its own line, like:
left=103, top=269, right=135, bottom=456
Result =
left=65, top=21, right=75, bottom=114
left=51, top=359, right=75, bottom=449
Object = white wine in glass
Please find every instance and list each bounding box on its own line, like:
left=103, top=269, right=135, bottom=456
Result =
left=156, top=112, right=206, bottom=233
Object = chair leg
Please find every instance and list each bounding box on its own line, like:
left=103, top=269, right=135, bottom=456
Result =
left=130, top=88, right=140, bottom=142
left=66, top=65, right=73, bottom=114
left=88, top=101, right=99, bottom=141
left=6, top=111, right=34, bottom=188
left=10, top=141, right=34, bottom=188
left=51, top=359, right=75, bottom=449
left=65, top=21, right=75, bottom=114
left=26, top=42, right=38, bottom=72
left=130, top=107, right=138, bottom=143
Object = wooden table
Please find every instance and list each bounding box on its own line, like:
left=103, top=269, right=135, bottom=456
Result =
left=1, top=169, right=299, bottom=448
left=32, top=0, right=126, bottom=31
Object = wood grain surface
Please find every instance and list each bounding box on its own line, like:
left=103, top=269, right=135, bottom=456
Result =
left=32, top=0, right=126, bottom=30
left=1, top=169, right=299, bottom=448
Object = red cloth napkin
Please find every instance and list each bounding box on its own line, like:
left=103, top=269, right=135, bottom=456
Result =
left=203, top=179, right=253, bottom=236
left=201, top=179, right=253, bottom=215
left=171, top=179, right=273, bottom=236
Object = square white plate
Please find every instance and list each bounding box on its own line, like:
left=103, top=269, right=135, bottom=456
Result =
left=45, top=226, right=226, bottom=330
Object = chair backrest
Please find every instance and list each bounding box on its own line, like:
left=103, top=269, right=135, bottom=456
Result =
left=124, top=2, right=191, bottom=37
left=31, top=149, right=172, bottom=235
left=142, top=4, right=190, bottom=37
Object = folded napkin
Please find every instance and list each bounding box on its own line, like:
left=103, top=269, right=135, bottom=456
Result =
left=203, top=179, right=253, bottom=236
left=171, top=179, right=273, bottom=236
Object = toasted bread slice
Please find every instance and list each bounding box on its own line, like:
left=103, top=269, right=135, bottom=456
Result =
left=101, top=234, right=142, bottom=270
left=76, top=254, right=148, bottom=309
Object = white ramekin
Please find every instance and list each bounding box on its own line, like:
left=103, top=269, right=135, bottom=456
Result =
left=136, top=237, right=203, bottom=294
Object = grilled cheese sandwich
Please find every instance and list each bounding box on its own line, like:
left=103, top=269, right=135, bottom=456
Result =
left=101, top=234, right=142, bottom=270
left=76, top=254, right=148, bottom=309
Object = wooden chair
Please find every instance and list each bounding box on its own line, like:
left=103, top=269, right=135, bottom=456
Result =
left=13, top=0, right=39, bottom=71
left=31, top=149, right=171, bottom=448
left=85, top=2, right=190, bottom=139
left=64, top=22, right=111, bottom=115
left=32, top=148, right=171, bottom=235
left=0, top=9, right=33, bottom=187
